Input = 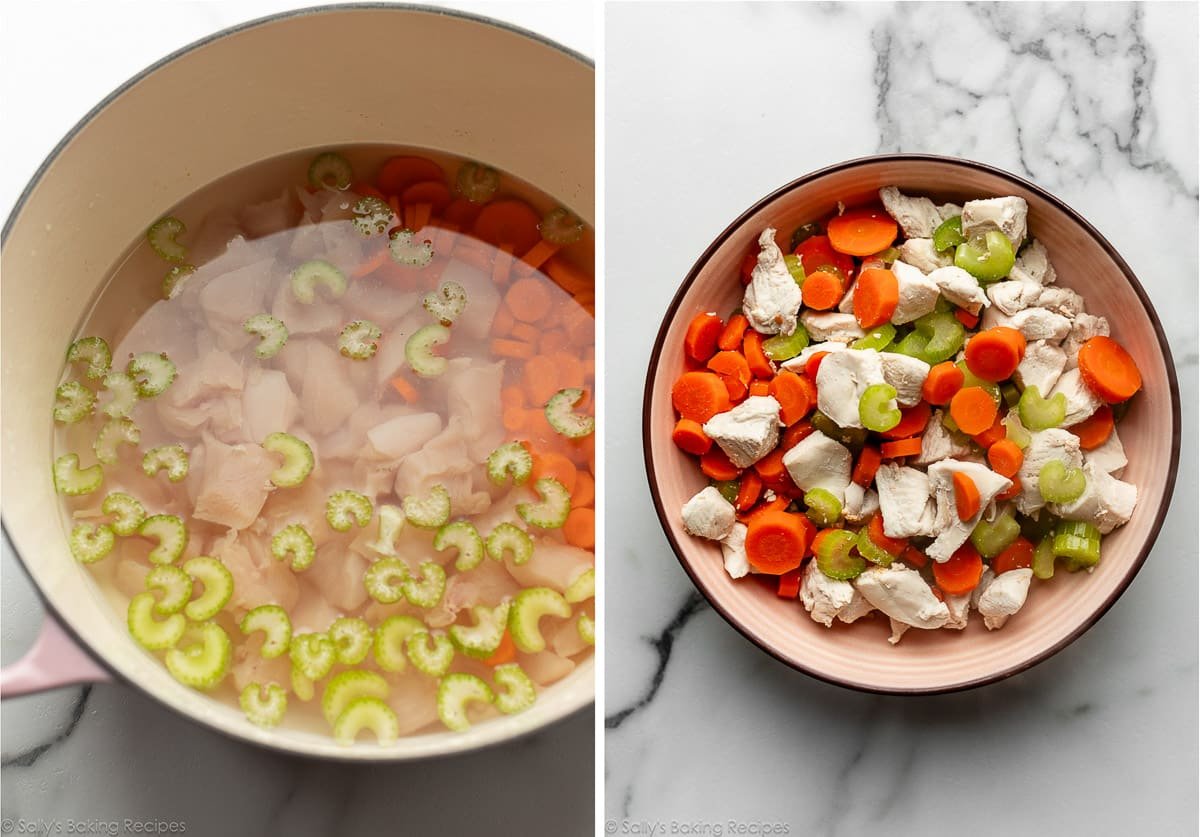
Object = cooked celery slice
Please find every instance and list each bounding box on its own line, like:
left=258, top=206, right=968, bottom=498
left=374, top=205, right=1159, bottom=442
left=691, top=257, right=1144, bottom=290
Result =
left=338, top=320, right=382, bottom=360
left=914, top=311, right=966, bottom=365
left=405, top=631, right=455, bottom=677
left=892, top=328, right=930, bottom=360
left=955, top=230, right=1014, bottom=281
left=308, top=151, right=353, bottom=190
left=147, top=216, right=188, bottom=263
left=1001, top=382, right=1021, bottom=409
left=142, top=444, right=189, bottom=482
left=486, top=522, right=534, bottom=565
left=783, top=254, right=807, bottom=283
left=564, top=567, right=595, bottom=604
left=815, top=529, right=865, bottom=580
left=809, top=410, right=869, bottom=449
left=437, top=673, right=495, bottom=732
left=434, top=520, right=485, bottom=571
left=374, top=615, right=424, bottom=673
left=99, top=372, right=138, bottom=418
left=329, top=617, right=373, bottom=666
left=322, top=670, right=389, bottom=725
left=368, top=504, right=405, bottom=555
left=389, top=229, right=434, bottom=268
left=183, top=556, right=234, bottom=621
left=272, top=523, right=315, bottom=571
left=422, top=281, right=468, bottom=326
left=711, top=478, right=740, bottom=504
left=351, top=196, right=394, bottom=236
left=292, top=669, right=316, bottom=702
left=126, top=352, right=176, bottom=398
left=970, top=510, right=1021, bottom=558
left=448, top=602, right=511, bottom=659
left=69, top=522, right=115, bottom=564
left=291, top=259, right=347, bottom=304
left=517, top=477, right=572, bottom=530
left=94, top=417, right=140, bottom=465
left=290, top=632, right=336, bottom=680
left=1002, top=412, right=1032, bottom=449
left=402, top=561, right=446, bottom=609
left=493, top=663, right=537, bottom=714
left=763, top=324, right=811, bottom=361
left=334, top=697, right=398, bottom=745
left=364, top=558, right=408, bottom=604
left=244, top=314, right=289, bottom=359
left=326, top=490, right=372, bottom=531
left=1019, top=385, right=1068, bottom=430
left=67, top=336, right=111, bottom=380
left=240, top=604, right=292, bottom=658
left=241, top=682, right=288, bottom=728
left=932, top=215, right=965, bottom=252
left=54, top=381, right=95, bottom=423
left=405, top=323, right=450, bottom=378
left=139, top=514, right=187, bottom=565
left=804, top=488, right=843, bottom=527
left=508, top=587, right=572, bottom=654
left=1038, top=460, right=1086, bottom=504
left=145, top=565, right=191, bottom=615
left=851, top=323, right=897, bottom=352
left=1053, top=520, right=1101, bottom=571
left=855, top=527, right=894, bottom=567
left=1032, top=535, right=1057, bottom=580
left=577, top=612, right=595, bottom=645
left=165, top=622, right=232, bottom=689
left=127, top=592, right=186, bottom=650
left=540, top=207, right=584, bottom=245
left=858, top=383, right=901, bottom=433
left=54, top=453, right=103, bottom=496
left=456, top=161, right=500, bottom=203
left=263, top=432, right=314, bottom=487
left=486, top=442, right=533, bottom=487
left=544, top=388, right=595, bottom=440
left=101, top=491, right=146, bottom=535
left=403, top=484, right=451, bottom=528
left=162, top=264, right=196, bottom=299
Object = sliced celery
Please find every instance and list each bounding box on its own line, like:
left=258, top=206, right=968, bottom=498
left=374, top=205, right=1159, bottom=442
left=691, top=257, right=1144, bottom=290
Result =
left=54, top=453, right=102, bottom=496
left=307, top=151, right=352, bottom=190
left=540, top=207, right=585, bottom=245
left=374, top=615, right=424, bottom=673
left=914, top=311, right=966, bottom=365
left=351, top=196, right=394, bottom=236
left=1038, top=461, right=1086, bottom=504
left=333, top=697, right=398, bottom=745
left=763, top=324, right=810, bottom=360
left=272, top=523, right=315, bottom=571
left=1032, top=535, right=1057, bottom=580
left=329, top=617, right=373, bottom=666
left=142, top=444, right=189, bottom=482
left=486, top=442, right=533, bottom=486
left=364, top=557, right=408, bottom=604
left=94, top=417, right=140, bottom=465
left=241, top=682, right=287, bottom=729
left=322, top=670, right=388, bottom=725
left=240, top=604, right=292, bottom=658
left=101, top=491, right=146, bottom=536
left=492, top=663, right=537, bottom=715
left=183, top=556, right=234, bottom=621
left=804, top=488, right=843, bottom=527
left=389, top=229, right=434, bottom=268
left=485, top=522, right=534, bottom=565
left=851, top=323, right=896, bottom=352
left=147, top=217, right=188, bottom=263
left=422, top=280, right=468, bottom=326
left=545, top=388, right=595, bottom=439
left=69, top=522, right=115, bottom=564
left=508, top=587, right=571, bottom=654
left=243, top=314, right=289, bottom=359
left=401, top=561, right=446, bottom=609
left=291, top=259, right=347, bottom=303
left=456, top=162, right=500, bottom=203
left=449, top=602, right=511, bottom=659
left=517, top=477, right=572, bottom=529
left=932, top=215, right=965, bottom=253
left=402, top=484, right=451, bottom=528
left=338, top=320, right=382, bottom=360
left=437, top=673, right=495, bottom=732
left=1018, top=385, right=1067, bottom=430
left=858, top=383, right=901, bottom=433
left=54, top=381, right=95, bottom=423
left=145, top=565, right=191, bottom=616
left=970, top=510, right=1021, bottom=558
left=290, top=632, right=336, bottom=681
left=815, top=529, right=865, bottom=580
left=262, top=432, right=314, bottom=487
left=954, top=230, right=1015, bottom=280
left=326, top=489, right=373, bottom=531
left=139, top=514, right=187, bottom=565
left=126, top=352, right=176, bottom=398
left=127, top=592, right=185, bottom=651
left=406, top=631, right=455, bottom=677
left=434, top=520, right=485, bottom=571
left=855, top=527, right=894, bottom=567
left=165, top=622, right=231, bottom=689
left=67, top=336, right=112, bottom=380
left=405, top=323, right=450, bottom=378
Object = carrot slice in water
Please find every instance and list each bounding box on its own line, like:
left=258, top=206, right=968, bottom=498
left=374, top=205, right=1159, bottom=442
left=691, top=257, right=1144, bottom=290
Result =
left=685, top=313, right=724, bottom=364
left=671, top=419, right=712, bottom=456
left=390, top=376, right=419, bottom=403
left=853, top=268, right=899, bottom=329
left=745, top=511, right=808, bottom=575
left=505, top=277, right=553, bottom=322
left=932, top=543, right=985, bottom=596
left=443, top=198, right=482, bottom=228
left=563, top=508, right=594, bottom=549
left=1077, top=336, right=1142, bottom=403
left=377, top=155, right=445, bottom=195
left=401, top=180, right=453, bottom=213
left=965, top=327, right=1027, bottom=382
left=571, top=472, right=595, bottom=508
left=1067, top=404, right=1114, bottom=450
left=532, top=452, right=578, bottom=494
left=484, top=631, right=517, bottom=666
left=672, top=372, right=732, bottom=423
left=826, top=207, right=899, bottom=256
left=472, top=199, right=542, bottom=254
left=952, top=472, right=981, bottom=521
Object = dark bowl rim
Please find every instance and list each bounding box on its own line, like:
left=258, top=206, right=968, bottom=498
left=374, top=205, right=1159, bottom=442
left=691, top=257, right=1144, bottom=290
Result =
left=641, top=152, right=1183, bottom=696
left=1, top=2, right=592, bottom=762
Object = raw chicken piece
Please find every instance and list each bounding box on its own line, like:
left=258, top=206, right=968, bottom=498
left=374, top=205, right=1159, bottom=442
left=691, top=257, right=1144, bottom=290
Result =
left=507, top=540, right=593, bottom=593
left=439, top=358, right=506, bottom=461
left=210, top=528, right=300, bottom=614
left=290, top=339, right=360, bottom=436
left=240, top=188, right=300, bottom=239
left=440, top=257, right=501, bottom=341
left=341, top=277, right=420, bottom=327
left=387, top=673, right=442, bottom=735
left=198, top=257, right=276, bottom=335
left=366, top=412, right=442, bottom=460
left=552, top=616, right=593, bottom=658
left=270, top=278, right=342, bottom=335
left=112, top=299, right=201, bottom=370
left=242, top=368, right=299, bottom=443
left=192, top=433, right=277, bottom=530
left=306, top=541, right=370, bottom=612
left=290, top=577, right=345, bottom=634
left=518, top=650, right=575, bottom=686
left=155, top=349, right=247, bottom=440
left=394, top=419, right=491, bottom=515
left=424, top=560, right=523, bottom=628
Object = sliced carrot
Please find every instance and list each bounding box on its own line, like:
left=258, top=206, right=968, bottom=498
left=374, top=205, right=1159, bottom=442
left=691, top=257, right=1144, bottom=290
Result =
left=953, top=308, right=980, bottom=329
left=880, top=437, right=923, bottom=459
left=794, top=235, right=855, bottom=279
left=443, top=198, right=482, bottom=228
left=932, top=543, right=985, bottom=596
left=389, top=375, right=419, bottom=403
left=352, top=245, right=392, bottom=279
left=921, top=361, right=965, bottom=405
left=782, top=419, right=814, bottom=451
left=532, top=452, right=578, bottom=494
left=987, top=439, right=1024, bottom=477
left=749, top=380, right=770, bottom=397
left=414, top=202, right=435, bottom=232
left=538, top=329, right=570, bottom=355
left=777, top=569, right=803, bottom=599
left=523, top=354, right=563, bottom=406
left=505, top=277, right=553, bottom=323
left=971, top=415, right=1007, bottom=449
left=492, top=301, right=517, bottom=337
left=739, top=496, right=790, bottom=526
left=753, top=448, right=789, bottom=483
left=685, top=312, right=725, bottom=364
left=401, top=180, right=453, bottom=213
left=509, top=322, right=539, bottom=344
left=672, top=371, right=734, bottom=423
left=852, top=445, right=882, bottom=487
left=501, top=385, right=525, bottom=410
left=472, top=199, right=542, bottom=254
left=1067, top=404, right=1115, bottom=450
left=867, top=513, right=907, bottom=556
left=804, top=351, right=831, bottom=381
left=993, top=536, right=1035, bottom=574
left=402, top=203, right=418, bottom=231
left=563, top=507, right=595, bottom=549
left=377, top=155, right=445, bottom=195
left=351, top=181, right=386, bottom=200
left=799, top=270, right=843, bottom=311
left=901, top=545, right=928, bottom=569
left=739, top=250, right=757, bottom=285
left=745, top=511, right=808, bottom=575
left=492, top=243, right=515, bottom=286
left=995, top=476, right=1022, bottom=502
left=949, top=386, right=999, bottom=436
left=700, top=447, right=740, bottom=481
left=952, top=472, right=981, bottom=521
left=742, top=330, right=774, bottom=379
left=719, top=372, right=748, bottom=402
left=826, top=207, right=899, bottom=256
left=735, top=471, right=764, bottom=513
left=491, top=338, right=536, bottom=360
left=502, top=405, right=527, bottom=433
left=853, top=267, right=900, bottom=329
left=519, top=239, right=561, bottom=272
left=672, top=419, right=712, bottom=456
left=769, top=370, right=814, bottom=425
left=483, top=630, right=518, bottom=666
left=571, top=472, right=595, bottom=508
left=879, top=401, right=932, bottom=440
left=718, top=314, right=750, bottom=351
left=964, top=327, right=1027, bottom=382
left=545, top=257, right=592, bottom=296
left=1077, top=336, right=1142, bottom=403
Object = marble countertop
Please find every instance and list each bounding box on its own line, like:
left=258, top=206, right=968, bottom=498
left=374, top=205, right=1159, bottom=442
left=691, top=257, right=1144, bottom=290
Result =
left=1, top=3, right=593, bottom=835
left=604, top=3, right=1197, bottom=835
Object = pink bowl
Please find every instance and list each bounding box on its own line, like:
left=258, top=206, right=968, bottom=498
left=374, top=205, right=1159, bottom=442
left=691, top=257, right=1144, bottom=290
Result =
left=643, top=155, right=1181, bottom=694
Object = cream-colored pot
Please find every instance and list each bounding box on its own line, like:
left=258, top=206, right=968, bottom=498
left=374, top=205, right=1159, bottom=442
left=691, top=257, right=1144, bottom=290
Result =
left=1, top=4, right=593, bottom=760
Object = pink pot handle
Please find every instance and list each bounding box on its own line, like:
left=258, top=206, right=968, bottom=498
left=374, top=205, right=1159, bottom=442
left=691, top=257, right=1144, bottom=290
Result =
left=1, top=614, right=111, bottom=697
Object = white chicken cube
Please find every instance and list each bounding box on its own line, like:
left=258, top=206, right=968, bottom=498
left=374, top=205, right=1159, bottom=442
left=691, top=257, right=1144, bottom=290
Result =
left=944, top=593, right=972, bottom=630
left=927, top=265, right=990, bottom=314
left=1009, top=308, right=1072, bottom=342
left=874, top=463, right=937, bottom=538
left=925, top=461, right=1013, bottom=563
left=842, top=481, right=880, bottom=525
left=987, top=278, right=1043, bottom=315
left=1084, top=427, right=1127, bottom=476
left=1016, top=428, right=1083, bottom=515
left=896, top=238, right=953, bottom=273
left=1050, top=462, right=1137, bottom=534
left=878, top=352, right=930, bottom=407
left=720, top=523, right=751, bottom=579
left=879, top=186, right=944, bottom=239
left=1015, top=340, right=1067, bottom=396
left=1062, top=313, right=1110, bottom=366
left=838, top=589, right=876, bottom=624
left=970, top=568, right=995, bottom=610
left=1035, top=286, right=1084, bottom=318
left=702, top=396, right=782, bottom=468
left=937, top=202, right=963, bottom=221
left=961, top=196, right=1028, bottom=248
left=977, top=568, right=1034, bottom=630
left=914, top=410, right=974, bottom=466
left=815, top=349, right=887, bottom=429
left=890, top=260, right=941, bottom=324
left=1048, top=368, right=1103, bottom=426
left=782, top=430, right=853, bottom=503
left=743, top=227, right=802, bottom=336
left=836, top=280, right=857, bottom=314
left=855, top=565, right=950, bottom=631
left=1010, top=239, right=1056, bottom=285
left=800, top=560, right=857, bottom=627
left=681, top=486, right=736, bottom=540
left=800, top=311, right=865, bottom=343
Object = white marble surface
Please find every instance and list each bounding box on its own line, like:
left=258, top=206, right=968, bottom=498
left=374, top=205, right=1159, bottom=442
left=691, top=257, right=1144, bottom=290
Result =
left=605, top=3, right=1197, bottom=835
left=1, top=3, right=593, bottom=835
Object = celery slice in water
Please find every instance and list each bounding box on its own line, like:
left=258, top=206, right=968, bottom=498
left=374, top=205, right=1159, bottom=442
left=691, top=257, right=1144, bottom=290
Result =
left=401, top=561, right=446, bottom=609
left=437, top=673, right=495, bottom=732
left=183, top=556, right=234, bottom=621
left=405, top=323, right=450, bottom=378
left=240, top=604, right=292, bottom=658
left=449, top=602, right=511, bottom=659
left=564, top=567, right=595, bottom=604
left=67, top=336, right=112, bottom=380
left=243, top=314, right=289, bottom=359
left=485, top=522, right=534, bottom=565
left=492, top=663, right=537, bottom=715
left=544, top=388, right=595, bottom=439
left=389, top=229, right=434, bottom=268
left=241, top=682, right=288, bottom=729
left=70, top=522, right=115, bottom=564
left=540, top=207, right=585, bottom=245
left=54, top=453, right=103, bottom=496
left=291, top=260, right=347, bottom=303
left=403, top=484, right=451, bottom=528
left=338, top=320, right=382, bottom=360
left=147, top=217, right=188, bottom=263
left=486, top=442, right=533, bottom=487
left=334, top=697, right=399, bottom=745
left=126, top=352, right=176, bottom=398
left=434, top=520, right=485, bottom=571
left=329, top=617, right=373, bottom=666
left=406, top=631, right=455, bottom=677
left=374, top=615, right=424, bottom=673
left=272, top=523, right=315, bottom=571
left=423, top=281, right=468, bottom=326
left=142, top=444, right=189, bottom=482
left=145, top=565, right=191, bottom=615
left=326, top=490, right=373, bottom=531
left=322, top=670, right=389, bottom=725
left=290, top=633, right=336, bottom=680
left=307, top=151, right=353, bottom=191
left=517, top=477, right=572, bottom=529
left=456, top=162, right=500, bottom=204
left=139, top=514, right=187, bottom=565
left=364, top=558, right=408, bottom=604
left=101, top=491, right=146, bottom=535
left=54, top=381, right=95, bottom=423
left=351, top=196, right=394, bottom=236
left=262, top=432, right=314, bottom=487
left=127, top=592, right=186, bottom=651
left=165, top=622, right=232, bottom=689
left=508, top=587, right=572, bottom=654
left=94, top=417, right=140, bottom=465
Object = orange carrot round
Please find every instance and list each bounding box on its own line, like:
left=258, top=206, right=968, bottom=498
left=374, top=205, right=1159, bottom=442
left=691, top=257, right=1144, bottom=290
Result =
left=443, top=198, right=482, bottom=228
left=949, top=386, right=999, bottom=435
left=804, top=351, right=831, bottom=380
left=852, top=445, right=882, bottom=487
left=776, top=570, right=803, bottom=599
left=1077, top=336, right=1142, bottom=403
left=735, top=471, right=764, bottom=513
left=952, top=472, right=981, bottom=521
left=685, top=312, right=725, bottom=363
left=782, top=420, right=815, bottom=451
left=902, top=545, right=928, bottom=568
left=744, top=511, right=808, bottom=575
left=700, top=447, right=740, bottom=481
left=879, top=401, right=932, bottom=440
left=995, top=476, right=1022, bottom=502
left=563, top=508, right=595, bottom=549
left=401, top=180, right=454, bottom=213
left=472, top=199, right=542, bottom=254
left=954, top=307, right=980, bottom=329
left=964, top=327, right=1027, bottom=382
left=853, top=268, right=900, bottom=329
left=987, top=439, right=1024, bottom=477
left=826, top=207, right=899, bottom=256
left=524, top=354, right=563, bottom=406
left=993, top=536, right=1035, bottom=574
left=532, top=452, right=578, bottom=494
left=768, top=370, right=814, bottom=425
left=483, top=631, right=518, bottom=666
left=1067, top=404, right=1114, bottom=450
left=749, top=380, right=770, bottom=397
left=718, top=314, right=750, bottom=351
left=932, top=543, right=985, bottom=595
left=742, top=331, right=774, bottom=379
left=505, top=277, right=553, bottom=323
left=571, top=472, right=595, bottom=508
left=971, top=415, right=1006, bottom=449
left=707, top=351, right=751, bottom=390
left=672, top=418, right=712, bottom=456
left=377, top=155, right=445, bottom=195
left=799, top=270, right=843, bottom=310
left=880, top=437, right=923, bottom=459
left=867, top=513, right=908, bottom=556
left=921, top=361, right=965, bottom=405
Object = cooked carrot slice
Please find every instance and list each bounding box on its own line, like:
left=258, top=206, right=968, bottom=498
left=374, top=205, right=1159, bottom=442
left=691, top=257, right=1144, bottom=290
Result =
left=964, top=327, right=1027, bottom=382
left=826, top=207, right=898, bottom=256
left=922, top=361, right=965, bottom=405
left=768, top=370, right=814, bottom=425
left=718, top=314, right=750, bottom=351
left=853, top=268, right=899, bottom=329
left=401, top=180, right=453, bottom=213
left=685, top=312, right=725, bottom=364
left=867, top=513, right=907, bottom=556
left=745, top=511, right=808, bottom=575
left=700, top=447, right=740, bottom=481
left=852, top=445, right=882, bottom=487
left=1077, top=336, right=1142, bottom=403
left=993, top=536, right=1035, bottom=574
left=672, top=419, right=712, bottom=456
left=880, top=437, right=923, bottom=459
left=799, top=270, right=843, bottom=311
left=563, top=508, right=594, bottom=549
left=932, top=543, right=985, bottom=596
left=949, top=386, right=998, bottom=436
left=742, top=331, right=774, bottom=379
left=1067, top=404, right=1115, bottom=450
left=735, top=471, right=764, bottom=513
left=987, top=439, right=1024, bottom=477
left=952, top=472, right=981, bottom=521
left=879, top=401, right=932, bottom=440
